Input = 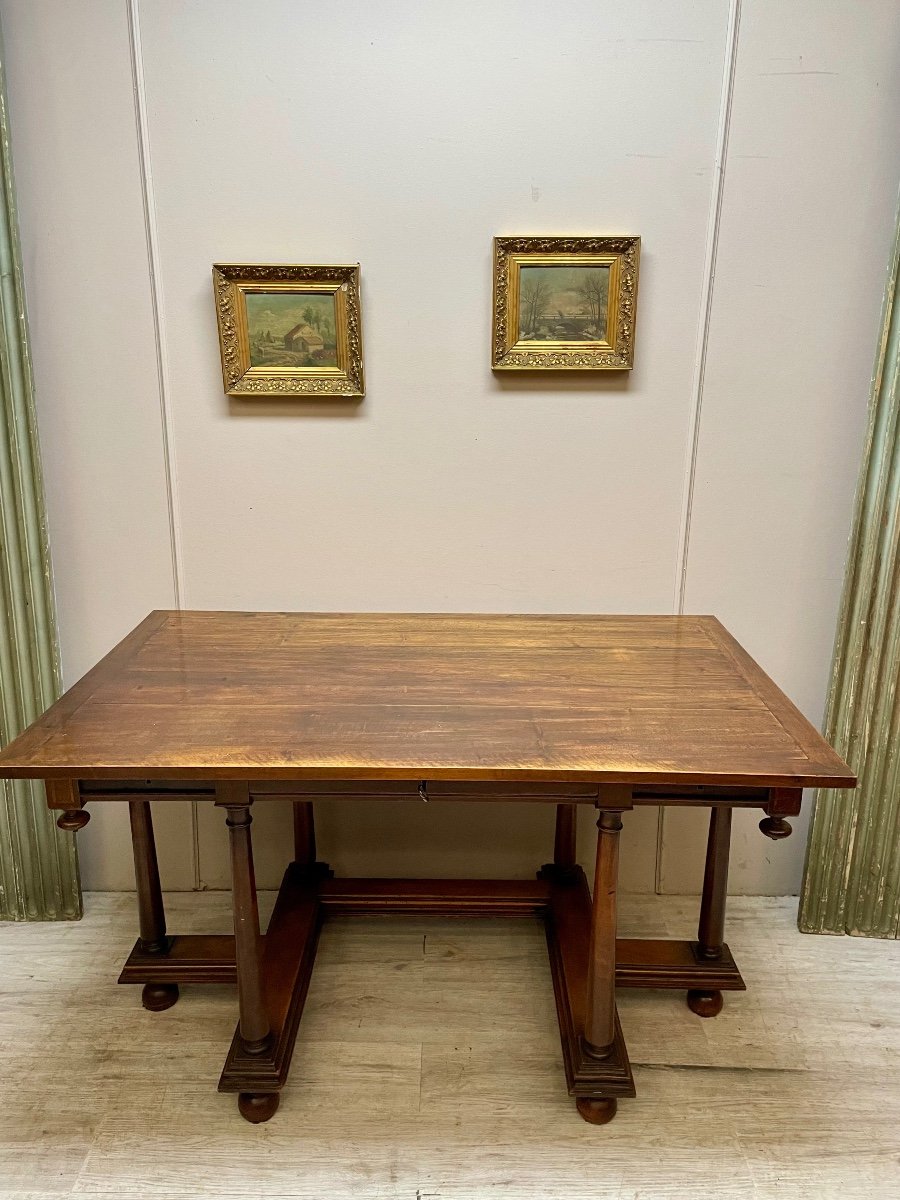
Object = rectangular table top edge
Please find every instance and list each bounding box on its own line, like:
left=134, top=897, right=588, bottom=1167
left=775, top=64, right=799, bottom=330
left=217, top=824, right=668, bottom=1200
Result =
left=703, top=617, right=853, bottom=781
left=0, top=610, right=855, bottom=789
left=0, top=764, right=857, bottom=788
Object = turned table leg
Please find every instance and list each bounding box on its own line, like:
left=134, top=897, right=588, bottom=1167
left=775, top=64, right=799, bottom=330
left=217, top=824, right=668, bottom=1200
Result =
left=578, top=809, right=624, bottom=1125
left=218, top=784, right=278, bottom=1123
left=539, top=803, right=578, bottom=881
left=128, top=799, right=178, bottom=1012
left=293, top=800, right=316, bottom=869
left=291, top=799, right=332, bottom=878
left=553, top=804, right=577, bottom=872
left=688, top=806, right=732, bottom=1018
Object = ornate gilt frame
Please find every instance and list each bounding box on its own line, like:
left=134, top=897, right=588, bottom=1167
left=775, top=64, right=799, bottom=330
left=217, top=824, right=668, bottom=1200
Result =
left=212, top=263, right=364, bottom=397
left=491, top=236, right=640, bottom=371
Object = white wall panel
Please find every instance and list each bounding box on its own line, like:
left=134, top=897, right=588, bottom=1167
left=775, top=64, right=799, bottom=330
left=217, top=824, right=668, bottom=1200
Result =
left=667, top=0, right=900, bottom=893
left=138, top=0, right=727, bottom=615
left=0, top=0, right=191, bottom=888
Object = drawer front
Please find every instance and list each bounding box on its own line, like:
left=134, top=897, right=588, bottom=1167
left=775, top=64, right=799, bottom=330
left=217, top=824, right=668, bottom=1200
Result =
left=256, top=780, right=600, bottom=803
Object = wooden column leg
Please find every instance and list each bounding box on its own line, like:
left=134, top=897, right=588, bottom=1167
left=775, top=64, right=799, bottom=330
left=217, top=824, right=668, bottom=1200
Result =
left=128, top=799, right=178, bottom=1012
left=223, top=798, right=271, bottom=1053
left=688, top=806, right=732, bottom=1018
left=578, top=809, right=624, bottom=1125
left=292, top=801, right=316, bottom=868
left=291, top=799, right=332, bottom=878
left=554, top=804, right=577, bottom=870
left=218, top=785, right=278, bottom=1123
left=539, top=803, right=578, bottom=881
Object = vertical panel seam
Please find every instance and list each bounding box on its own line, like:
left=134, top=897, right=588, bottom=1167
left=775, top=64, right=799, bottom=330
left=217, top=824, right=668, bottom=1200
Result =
left=126, top=1, right=200, bottom=889
left=658, top=0, right=741, bottom=894
left=125, top=0, right=184, bottom=609
left=673, top=0, right=742, bottom=616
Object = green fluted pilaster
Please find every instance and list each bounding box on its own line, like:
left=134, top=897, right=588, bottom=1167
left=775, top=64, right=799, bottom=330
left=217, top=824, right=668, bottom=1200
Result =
left=0, top=25, right=81, bottom=920
left=800, top=202, right=900, bottom=938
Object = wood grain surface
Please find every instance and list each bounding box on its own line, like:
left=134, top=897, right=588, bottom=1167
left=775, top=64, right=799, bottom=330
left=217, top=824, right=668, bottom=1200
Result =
left=0, top=611, right=853, bottom=787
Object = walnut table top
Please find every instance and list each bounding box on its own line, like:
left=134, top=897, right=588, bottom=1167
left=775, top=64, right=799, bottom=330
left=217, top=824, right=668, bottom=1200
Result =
left=0, top=610, right=853, bottom=788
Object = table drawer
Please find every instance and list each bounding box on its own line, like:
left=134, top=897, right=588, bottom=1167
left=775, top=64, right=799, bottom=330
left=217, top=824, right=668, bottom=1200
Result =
left=256, top=780, right=601, bottom=803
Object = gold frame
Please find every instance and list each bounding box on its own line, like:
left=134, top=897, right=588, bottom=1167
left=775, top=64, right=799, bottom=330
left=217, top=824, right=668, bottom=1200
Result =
left=212, top=263, right=364, bottom=397
left=491, top=236, right=640, bottom=371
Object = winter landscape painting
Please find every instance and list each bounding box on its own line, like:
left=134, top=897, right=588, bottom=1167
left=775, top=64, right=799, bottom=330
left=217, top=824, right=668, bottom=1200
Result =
left=491, top=237, right=640, bottom=371
left=517, top=265, right=610, bottom=342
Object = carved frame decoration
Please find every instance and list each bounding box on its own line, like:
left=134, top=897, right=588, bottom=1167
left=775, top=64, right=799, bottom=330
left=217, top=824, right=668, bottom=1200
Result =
left=491, top=236, right=640, bottom=371
left=212, top=263, right=364, bottom=398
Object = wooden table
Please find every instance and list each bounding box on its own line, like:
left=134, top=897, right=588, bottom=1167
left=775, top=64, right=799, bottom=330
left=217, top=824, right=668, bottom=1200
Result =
left=0, top=611, right=853, bottom=1125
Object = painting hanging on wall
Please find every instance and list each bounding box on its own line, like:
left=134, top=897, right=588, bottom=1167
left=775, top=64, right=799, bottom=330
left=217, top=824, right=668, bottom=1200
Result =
left=212, top=263, right=364, bottom=397
left=491, top=236, right=640, bottom=371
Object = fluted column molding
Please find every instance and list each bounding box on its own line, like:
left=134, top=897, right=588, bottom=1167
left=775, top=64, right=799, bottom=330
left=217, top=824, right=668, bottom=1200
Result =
left=0, top=24, right=81, bottom=920
left=800, top=200, right=900, bottom=938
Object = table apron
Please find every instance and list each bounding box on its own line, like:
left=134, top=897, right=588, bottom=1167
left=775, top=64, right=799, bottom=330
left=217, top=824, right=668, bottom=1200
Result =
left=70, top=780, right=799, bottom=814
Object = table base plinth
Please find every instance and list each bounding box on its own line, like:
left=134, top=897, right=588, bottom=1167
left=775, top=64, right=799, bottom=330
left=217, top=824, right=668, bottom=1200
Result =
left=219, top=863, right=321, bottom=1098
left=119, top=935, right=238, bottom=986
left=116, top=865, right=747, bottom=1120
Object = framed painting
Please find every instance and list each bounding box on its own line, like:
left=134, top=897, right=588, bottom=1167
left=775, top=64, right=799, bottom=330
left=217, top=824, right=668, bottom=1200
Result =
left=212, top=263, right=364, bottom=397
left=491, top=236, right=640, bottom=371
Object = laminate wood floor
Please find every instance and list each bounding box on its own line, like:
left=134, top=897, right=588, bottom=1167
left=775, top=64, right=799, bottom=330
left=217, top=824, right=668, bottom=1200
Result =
left=1, top=893, right=898, bottom=1199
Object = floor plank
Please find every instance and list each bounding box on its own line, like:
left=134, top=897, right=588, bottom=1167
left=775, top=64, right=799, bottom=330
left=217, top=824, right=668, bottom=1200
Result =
left=0, top=893, right=898, bottom=1198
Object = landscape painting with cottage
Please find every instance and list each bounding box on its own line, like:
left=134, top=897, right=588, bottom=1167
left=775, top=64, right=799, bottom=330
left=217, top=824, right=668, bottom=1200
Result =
left=245, top=291, right=338, bottom=368
left=517, top=265, right=610, bottom=342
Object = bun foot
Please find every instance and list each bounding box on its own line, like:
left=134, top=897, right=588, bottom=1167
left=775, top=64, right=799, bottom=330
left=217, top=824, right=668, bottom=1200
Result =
left=238, top=1092, right=280, bottom=1123
left=141, top=983, right=179, bottom=1012
left=687, top=988, right=723, bottom=1018
left=575, top=1097, right=617, bottom=1125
